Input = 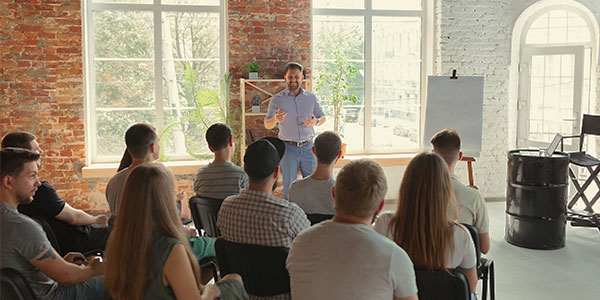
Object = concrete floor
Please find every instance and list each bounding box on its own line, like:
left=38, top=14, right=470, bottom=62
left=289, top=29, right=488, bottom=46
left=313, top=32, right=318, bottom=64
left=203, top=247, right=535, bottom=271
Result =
left=481, top=201, right=600, bottom=300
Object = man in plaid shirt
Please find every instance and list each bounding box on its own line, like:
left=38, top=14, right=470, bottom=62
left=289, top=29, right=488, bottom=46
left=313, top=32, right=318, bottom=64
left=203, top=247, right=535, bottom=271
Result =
left=217, top=137, right=310, bottom=300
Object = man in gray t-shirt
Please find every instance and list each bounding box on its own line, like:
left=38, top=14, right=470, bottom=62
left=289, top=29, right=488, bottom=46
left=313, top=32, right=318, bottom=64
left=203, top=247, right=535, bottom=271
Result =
left=193, top=123, right=248, bottom=200
left=1, top=148, right=104, bottom=300
left=288, top=131, right=341, bottom=216
left=287, top=159, right=418, bottom=300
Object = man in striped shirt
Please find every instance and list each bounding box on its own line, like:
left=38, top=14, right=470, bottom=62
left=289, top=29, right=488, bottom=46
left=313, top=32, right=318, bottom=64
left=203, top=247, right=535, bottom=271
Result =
left=193, top=123, right=248, bottom=200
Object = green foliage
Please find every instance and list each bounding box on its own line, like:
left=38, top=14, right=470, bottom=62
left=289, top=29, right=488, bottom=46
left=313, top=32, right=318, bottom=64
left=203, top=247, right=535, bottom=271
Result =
left=246, top=61, right=259, bottom=73
left=314, top=49, right=359, bottom=134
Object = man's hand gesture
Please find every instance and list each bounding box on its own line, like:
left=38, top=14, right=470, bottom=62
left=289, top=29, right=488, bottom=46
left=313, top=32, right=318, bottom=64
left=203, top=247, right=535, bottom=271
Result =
left=303, top=114, right=318, bottom=127
left=275, top=108, right=287, bottom=122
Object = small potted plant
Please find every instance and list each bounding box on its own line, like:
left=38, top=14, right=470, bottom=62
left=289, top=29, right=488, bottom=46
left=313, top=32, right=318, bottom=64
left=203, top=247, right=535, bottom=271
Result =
left=251, top=94, right=262, bottom=113
left=247, top=61, right=259, bottom=80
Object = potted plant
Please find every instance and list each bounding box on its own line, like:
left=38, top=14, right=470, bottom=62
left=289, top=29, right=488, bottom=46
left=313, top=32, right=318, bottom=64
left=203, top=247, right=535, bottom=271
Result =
left=251, top=94, right=262, bottom=113
left=314, top=49, right=359, bottom=157
left=247, top=61, right=259, bottom=80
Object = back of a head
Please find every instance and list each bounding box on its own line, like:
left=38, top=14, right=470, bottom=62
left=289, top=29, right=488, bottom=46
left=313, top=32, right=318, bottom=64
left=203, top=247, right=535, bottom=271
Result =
left=285, top=62, right=303, bottom=74
left=205, top=123, right=232, bottom=151
left=334, top=159, right=387, bottom=219
left=430, top=128, right=461, bottom=165
left=105, top=163, right=200, bottom=298
left=314, top=131, right=342, bottom=164
left=1, top=132, right=35, bottom=150
left=125, top=124, right=157, bottom=159
left=392, top=152, right=457, bottom=270
left=1, top=148, right=40, bottom=180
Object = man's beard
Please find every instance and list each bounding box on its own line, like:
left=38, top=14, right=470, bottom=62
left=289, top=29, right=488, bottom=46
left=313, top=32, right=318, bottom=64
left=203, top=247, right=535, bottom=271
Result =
left=287, top=82, right=299, bottom=91
left=16, top=189, right=36, bottom=205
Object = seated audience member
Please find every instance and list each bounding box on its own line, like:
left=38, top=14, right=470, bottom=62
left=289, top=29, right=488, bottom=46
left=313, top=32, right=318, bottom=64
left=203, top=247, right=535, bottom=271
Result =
left=1, top=148, right=105, bottom=300
left=287, top=159, right=418, bottom=300
left=104, top=163, right=248, bottom=300
left=374, top=152, right=477, bottom=296
left=430, top=128, right=491, bottom=254
left=218, top=137, right=310, bottom=300
left=288, top=131, right=341, bottom=216
left=105, top=124, right=215, bottom=265
left=1, top=132, right=110, bottom=255
left=105, top=123, right=160, bottom=221
left=194, top=123, right=248, bottom=199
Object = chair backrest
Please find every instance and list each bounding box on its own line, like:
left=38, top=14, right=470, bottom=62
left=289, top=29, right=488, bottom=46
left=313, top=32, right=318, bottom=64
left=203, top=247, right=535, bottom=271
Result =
left=580, top=114, right=600, bottom=151
left=189, top=196, right=223, bottom=237
left=306, top=213, right=334, bottom=225
left=29, top=216, right=62, bottom=255
left=1, top=268, right=37, bottom=300
left=215, top=238, right=290, bottom=297
left=461, top=223, right=482, bottom=273
left=415, top=268, right=471, bottom=300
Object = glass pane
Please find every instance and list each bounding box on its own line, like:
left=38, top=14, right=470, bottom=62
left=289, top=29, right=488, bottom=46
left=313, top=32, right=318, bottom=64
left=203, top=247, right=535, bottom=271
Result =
left=371, top=17, right=421, bottom=150
left=313, top=15, right=365, bottom=152
left=92, top=0, right=151, bottom=3
left=372, top=0, right=421, bottom=10
left=162, top=12, right=220, bottom=59
left=93, top=10, right=153, bottom=58
left=160, top=108, right=218, bottom=160
left=528, top=54, right=576, bottom=143
left=96, top=110, right=155, bottom=157
left=313, top=0, right=363, bottom=9
left=95, top=61, right=154, bottom=108
left=526, top=9, right=591, bottom=44
left=162, top=0, right=219, bottom=5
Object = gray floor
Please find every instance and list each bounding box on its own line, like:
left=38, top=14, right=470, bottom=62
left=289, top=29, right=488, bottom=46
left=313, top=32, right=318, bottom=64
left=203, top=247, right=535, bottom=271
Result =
left=481, top=201, right=600, bottom=300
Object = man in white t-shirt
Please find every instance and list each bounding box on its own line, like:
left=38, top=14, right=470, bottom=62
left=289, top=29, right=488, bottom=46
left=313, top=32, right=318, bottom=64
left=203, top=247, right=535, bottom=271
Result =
left=288, top=131, right=341, bottom=217
left=431, top=128, right=491, bottom=254
left=286, top=159, right=418, bottom=300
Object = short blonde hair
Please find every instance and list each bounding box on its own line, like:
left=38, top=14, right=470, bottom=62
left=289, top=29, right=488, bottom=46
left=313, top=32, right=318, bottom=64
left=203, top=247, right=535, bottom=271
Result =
left=334, top=159, right=387, bottom=218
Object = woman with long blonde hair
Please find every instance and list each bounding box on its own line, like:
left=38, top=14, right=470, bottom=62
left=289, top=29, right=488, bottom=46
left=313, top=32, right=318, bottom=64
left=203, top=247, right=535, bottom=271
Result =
left=374, top=152, right=478, bottom=296
left=104, top=162, right=247, bottom=300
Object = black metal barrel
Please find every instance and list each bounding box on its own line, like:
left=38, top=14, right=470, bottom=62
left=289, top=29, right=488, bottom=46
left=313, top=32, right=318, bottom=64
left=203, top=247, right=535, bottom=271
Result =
left=505, top=150, right=569, bottom=249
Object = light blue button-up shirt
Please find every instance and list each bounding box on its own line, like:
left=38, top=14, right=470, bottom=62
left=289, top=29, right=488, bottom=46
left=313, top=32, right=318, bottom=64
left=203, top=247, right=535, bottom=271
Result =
left=265, top=87, right=325, bottom=142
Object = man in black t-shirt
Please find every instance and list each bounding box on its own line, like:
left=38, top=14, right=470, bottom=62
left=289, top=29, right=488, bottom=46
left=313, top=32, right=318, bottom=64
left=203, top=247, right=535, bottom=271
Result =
left=1, top=132, right=111, bottom=255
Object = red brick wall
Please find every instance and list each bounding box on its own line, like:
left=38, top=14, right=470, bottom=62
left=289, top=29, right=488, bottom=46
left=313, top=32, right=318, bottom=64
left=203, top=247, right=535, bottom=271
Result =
left=1, top=0, right=311, bottom=212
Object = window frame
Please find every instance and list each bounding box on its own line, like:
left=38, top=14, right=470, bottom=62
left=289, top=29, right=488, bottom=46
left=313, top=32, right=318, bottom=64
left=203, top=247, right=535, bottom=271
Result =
left=311, top=0, right=434, bottom=154
left=83, top=0, right=227, bottom=165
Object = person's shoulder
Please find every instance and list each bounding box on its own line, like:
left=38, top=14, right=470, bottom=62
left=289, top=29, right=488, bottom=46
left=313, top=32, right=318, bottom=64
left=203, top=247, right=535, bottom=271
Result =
left=452, top=176, right=483, bottom=201
left=108, top=167, right=130, bottom=185
left=453, top=223, right=473, bottom=241
left=273, top=89, right=288, bottom=98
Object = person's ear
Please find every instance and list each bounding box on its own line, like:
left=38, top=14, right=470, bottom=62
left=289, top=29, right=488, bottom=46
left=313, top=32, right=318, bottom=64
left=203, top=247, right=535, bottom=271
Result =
left=1, top=175, right=12, bottom=190
left=229, top=136, right=234, bottom=147
left=312, top=146, right=316, bottom=155
left=376, top=200, right=385, bottom=213
left=331, top=187, right=335, bottom=199
left=458, top=151, right=463, bottom=161
left=337, top=150, right=342, bottom=159
left=273, top=166, right=279, bottom=179
left=208, top=146, right=215, bottom=153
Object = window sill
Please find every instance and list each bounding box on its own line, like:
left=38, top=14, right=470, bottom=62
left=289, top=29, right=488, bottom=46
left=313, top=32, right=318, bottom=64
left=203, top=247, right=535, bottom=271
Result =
left=82, top=153, right=419, bottom=179
left=81, top=160, right=207, bottom=179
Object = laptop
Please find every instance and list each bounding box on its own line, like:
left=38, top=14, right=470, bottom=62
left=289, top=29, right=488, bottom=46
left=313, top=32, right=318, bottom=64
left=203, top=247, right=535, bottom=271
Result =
left=519, top=133, right=563, bottom=157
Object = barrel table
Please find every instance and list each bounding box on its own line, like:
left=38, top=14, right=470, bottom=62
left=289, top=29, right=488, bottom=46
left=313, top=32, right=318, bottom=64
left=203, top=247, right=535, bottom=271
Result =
left=505, top=150, right=569, bottom=249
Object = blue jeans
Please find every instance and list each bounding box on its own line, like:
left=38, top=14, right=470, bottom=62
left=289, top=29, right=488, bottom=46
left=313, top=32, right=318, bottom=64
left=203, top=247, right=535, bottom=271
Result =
left=281, top=142, right=317, bottom=199
left=54, top=275, right=105, bottom=300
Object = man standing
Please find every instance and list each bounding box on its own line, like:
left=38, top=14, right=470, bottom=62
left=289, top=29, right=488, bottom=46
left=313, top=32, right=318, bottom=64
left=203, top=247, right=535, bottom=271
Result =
left=1, top=148, right=105, bottom=300
left=106, top=123, right=160, bottom=223
left=286, top=159, right=418, bottom=300
left=264, top=62, right=326, bottom=199
left=431, top=128, right=491, bottom=254
left=1, top=132, right=110, bottom=255
left=288, top=131, right=341, bottom=217
left=218, top=137, right=310, bottom=299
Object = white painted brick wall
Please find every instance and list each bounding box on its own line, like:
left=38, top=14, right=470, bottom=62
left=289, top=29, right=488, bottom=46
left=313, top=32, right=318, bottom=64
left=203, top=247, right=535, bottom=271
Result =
left=437, top=0, right=600, bottom=198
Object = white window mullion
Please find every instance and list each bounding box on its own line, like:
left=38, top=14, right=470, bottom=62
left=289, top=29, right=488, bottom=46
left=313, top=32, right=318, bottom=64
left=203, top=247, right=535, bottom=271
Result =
left=364, top=0, right=373, bottom=152
left=84, top=0, right=96, bottom=166
left=153, top=5, right=164, bottom=130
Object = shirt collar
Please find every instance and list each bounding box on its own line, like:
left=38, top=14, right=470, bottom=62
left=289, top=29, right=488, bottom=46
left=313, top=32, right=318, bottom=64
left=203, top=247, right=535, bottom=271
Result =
left=283, top=87, right=305, bottom=96
left=241, top=188, right=290, bottom=207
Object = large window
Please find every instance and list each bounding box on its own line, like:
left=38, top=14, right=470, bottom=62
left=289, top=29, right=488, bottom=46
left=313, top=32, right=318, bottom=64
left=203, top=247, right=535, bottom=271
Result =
left=84, top=0, right=225, bottom=163
left=516, top=5, right=597, bottom=150
left=312, top=0, right=430, bottom=153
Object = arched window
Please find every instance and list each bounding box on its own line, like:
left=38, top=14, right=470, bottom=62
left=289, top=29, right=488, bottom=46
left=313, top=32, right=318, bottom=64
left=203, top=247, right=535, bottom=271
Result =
left=515, top=2, right=598, bottom=150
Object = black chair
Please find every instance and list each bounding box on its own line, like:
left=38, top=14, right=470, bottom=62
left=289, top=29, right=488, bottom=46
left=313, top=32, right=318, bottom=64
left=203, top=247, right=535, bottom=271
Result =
left=415, top=268, right=470, bottom=300
left=560, top=114, right=600, bottom=230
left=1, top=268, right=37, bottom=300
left=215, top=238, right=290, bottom=297
left=306, top=213, right=334, bottom=225
left=198, top=256, right=219, bottom=283
left=189, top=196, right=223, bottom=237
left=462, top=224, right=495, bottom=300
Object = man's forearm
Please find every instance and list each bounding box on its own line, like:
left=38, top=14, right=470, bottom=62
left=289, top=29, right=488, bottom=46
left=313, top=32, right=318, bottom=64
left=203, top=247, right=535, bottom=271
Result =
left=72, top=210, right=98, bottom=226
left=264, top=117, right=278, bottom=129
